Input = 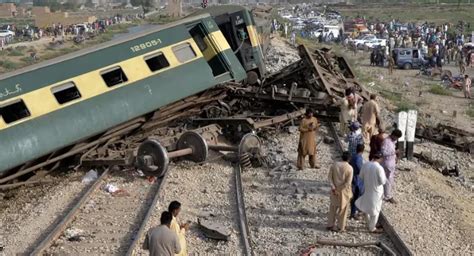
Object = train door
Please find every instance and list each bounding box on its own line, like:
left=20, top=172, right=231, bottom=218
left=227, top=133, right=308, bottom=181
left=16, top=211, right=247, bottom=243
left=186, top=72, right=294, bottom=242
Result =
left=188, top=24, right=230, bottom=77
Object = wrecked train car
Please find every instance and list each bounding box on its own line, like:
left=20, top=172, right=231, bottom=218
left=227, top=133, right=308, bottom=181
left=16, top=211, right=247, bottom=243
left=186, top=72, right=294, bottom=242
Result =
left=0, top=14, right=246, bottom=177
left=191, top=5, right=267, bottom=84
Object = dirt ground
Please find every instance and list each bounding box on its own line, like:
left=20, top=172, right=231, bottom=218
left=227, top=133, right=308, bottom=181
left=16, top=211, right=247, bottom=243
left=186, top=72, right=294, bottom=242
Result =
left=349, top=50, right=474, bottom=133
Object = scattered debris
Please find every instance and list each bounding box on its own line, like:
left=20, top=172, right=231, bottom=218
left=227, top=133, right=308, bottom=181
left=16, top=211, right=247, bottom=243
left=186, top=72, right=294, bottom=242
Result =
left=416, top=123, right=474, bottom=153
left=81, top=170, right=98, bottom=184
left=103, top=183, right=129, bottom=197
left=323, top=136, right=335, bottom=144
left=103, top=184, right=119, bottom=193
left=197, top=218, right=231, bottom=241
left=64, top=228, right=86, bottom=242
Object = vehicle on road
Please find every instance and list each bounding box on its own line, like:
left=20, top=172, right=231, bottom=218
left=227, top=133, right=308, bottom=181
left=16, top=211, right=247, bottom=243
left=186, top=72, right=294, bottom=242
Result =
left=392, top=47, right=428, bottom=69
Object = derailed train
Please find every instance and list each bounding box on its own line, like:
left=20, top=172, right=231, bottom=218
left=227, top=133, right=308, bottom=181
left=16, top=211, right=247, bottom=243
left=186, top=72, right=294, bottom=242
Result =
left=0, top=8, right=267, bottom=178
left=190, top=5, right=267, bottom=84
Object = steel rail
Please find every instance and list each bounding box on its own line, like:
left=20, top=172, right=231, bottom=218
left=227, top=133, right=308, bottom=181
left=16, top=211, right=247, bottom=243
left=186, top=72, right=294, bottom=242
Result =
left=234, top=164, right=253, bottom=256
left=326, top=121, right=413, bottom=256
left=30, top=168, right=110, bottom=255
left=125, top=170, right=170, bottom=256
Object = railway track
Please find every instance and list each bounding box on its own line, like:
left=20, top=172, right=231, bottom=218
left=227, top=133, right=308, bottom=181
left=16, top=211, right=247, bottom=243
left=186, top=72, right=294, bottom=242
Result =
left=29, top=166, right=169, bottom=255
left=326, top=121, right=413, bottom=256
left=234, top=164, right=253, bottom=256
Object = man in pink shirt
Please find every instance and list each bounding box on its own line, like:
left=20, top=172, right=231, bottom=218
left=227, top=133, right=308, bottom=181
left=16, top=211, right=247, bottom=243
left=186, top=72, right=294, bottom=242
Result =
left=381, top=129, right=402, bottom=204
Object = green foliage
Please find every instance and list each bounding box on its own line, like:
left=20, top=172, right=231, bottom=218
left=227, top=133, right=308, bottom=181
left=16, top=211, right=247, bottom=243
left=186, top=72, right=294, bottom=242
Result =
left=7, top=50, right=23, bottom=56
left=396, top=99, right=417, bottom=112
left=7, top=47, right=25, bottom=56
left=0, top=59, right=19, bottom=70
left=20, top=56, right=35, bottom=64
left=429, top=84, right=452, bottom=96
left=380, top=90, right=402, bottom=102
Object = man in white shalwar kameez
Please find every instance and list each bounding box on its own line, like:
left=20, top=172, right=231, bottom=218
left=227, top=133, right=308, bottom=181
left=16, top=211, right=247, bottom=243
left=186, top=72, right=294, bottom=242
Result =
left=355, top=152, right=387, bottom=233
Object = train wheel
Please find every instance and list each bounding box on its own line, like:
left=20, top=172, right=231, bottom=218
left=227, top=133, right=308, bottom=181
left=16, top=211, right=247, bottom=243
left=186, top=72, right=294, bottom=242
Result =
left=246, top=71, right=259, bottom=85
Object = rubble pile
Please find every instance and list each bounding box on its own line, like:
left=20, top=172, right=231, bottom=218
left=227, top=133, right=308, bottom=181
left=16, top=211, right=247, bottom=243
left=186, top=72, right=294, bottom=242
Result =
left=264, top=39, right=300, bottom=73
left=233, top=44, right=370, bottom=122
left=263, top=45, right=369, bottom=101
left=414, top=142, right=474, bottom=190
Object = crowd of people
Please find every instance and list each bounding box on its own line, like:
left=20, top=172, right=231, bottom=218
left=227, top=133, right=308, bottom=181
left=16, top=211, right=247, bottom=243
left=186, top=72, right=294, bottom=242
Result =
left=0, top=13, right=144, bottom=49
left=347, top=19, right=474, bottom=69
left=297, top=87, right=403, bottom=233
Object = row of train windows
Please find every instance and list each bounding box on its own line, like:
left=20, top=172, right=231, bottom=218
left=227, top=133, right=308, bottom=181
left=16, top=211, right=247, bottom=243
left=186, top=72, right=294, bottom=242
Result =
left=0, top=43, right=197, bottom=125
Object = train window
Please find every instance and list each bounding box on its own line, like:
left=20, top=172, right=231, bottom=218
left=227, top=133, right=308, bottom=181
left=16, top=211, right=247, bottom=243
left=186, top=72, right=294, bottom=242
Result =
left=145, top=52, right=170, bottom=72
left=101, top=67, right=128, bottom=87
left=51, top=82, right=81, bottom=104
left=0, top=99, right=31, bottom=124
left=172, top=43, right=196, bottom=63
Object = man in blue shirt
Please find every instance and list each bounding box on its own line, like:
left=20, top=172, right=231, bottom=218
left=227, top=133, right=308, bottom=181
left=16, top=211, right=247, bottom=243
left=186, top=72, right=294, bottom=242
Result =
left=347, top=121, right=363, bottom=157
left=350, top=144, right=365, bottom=219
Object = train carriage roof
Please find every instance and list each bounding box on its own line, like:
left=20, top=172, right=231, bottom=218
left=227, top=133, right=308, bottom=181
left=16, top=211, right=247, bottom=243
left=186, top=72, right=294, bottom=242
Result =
left=189, top=5, right=249, bottom=17
left=0, top=13, right=212, bottom=82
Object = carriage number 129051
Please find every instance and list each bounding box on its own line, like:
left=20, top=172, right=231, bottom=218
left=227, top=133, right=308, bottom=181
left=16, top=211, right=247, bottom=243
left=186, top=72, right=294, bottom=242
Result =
left=130, top=39, right=162, bottom=53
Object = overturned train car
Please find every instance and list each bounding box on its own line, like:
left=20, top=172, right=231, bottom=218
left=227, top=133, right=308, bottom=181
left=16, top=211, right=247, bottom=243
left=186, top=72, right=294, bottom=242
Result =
left=0, top=14, right=246, bottom=177
left=191, top=5, right=267, bottom=84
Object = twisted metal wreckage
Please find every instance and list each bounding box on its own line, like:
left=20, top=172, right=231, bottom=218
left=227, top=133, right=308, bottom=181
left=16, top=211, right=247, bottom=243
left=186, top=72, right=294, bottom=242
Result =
left=1, top=44, right=472, bottom=189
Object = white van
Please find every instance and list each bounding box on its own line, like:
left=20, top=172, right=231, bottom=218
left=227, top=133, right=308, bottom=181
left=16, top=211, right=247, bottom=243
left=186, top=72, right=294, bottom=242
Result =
left=312, top=25, right=340, bottom=41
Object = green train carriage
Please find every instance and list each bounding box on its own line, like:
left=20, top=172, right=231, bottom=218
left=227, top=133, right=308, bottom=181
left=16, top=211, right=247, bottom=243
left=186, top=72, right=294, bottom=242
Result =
left=191, top=5, right=267, bottom=84
left=0, top=14, right=246, bottom=177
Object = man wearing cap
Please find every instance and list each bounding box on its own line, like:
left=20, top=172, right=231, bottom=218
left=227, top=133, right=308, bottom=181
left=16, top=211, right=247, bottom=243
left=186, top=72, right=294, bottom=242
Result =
left=361, top=94, right=380, bottom=144
left=355, top=152, right=386, bottom=233
left=297, top=109, right=320, bottom=170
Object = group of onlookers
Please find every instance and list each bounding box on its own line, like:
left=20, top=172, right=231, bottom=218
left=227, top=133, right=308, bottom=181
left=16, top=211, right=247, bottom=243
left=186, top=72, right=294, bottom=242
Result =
left=297, top=88, right=403, bottom=233
left=0, top=13, right=144, bottom=45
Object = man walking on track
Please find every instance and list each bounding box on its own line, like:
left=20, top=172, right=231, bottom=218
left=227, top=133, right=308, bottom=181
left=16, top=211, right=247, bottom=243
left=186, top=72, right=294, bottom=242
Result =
left=381, top=129, right=403, bottom=204
left=327, top=151, right=353, bottom=232
left=355, top=152, right=387, bottom=233
left=361, top=94, right=380, bottom=144
left=350, top=144, right=365, bottom=219
left=297, top=109, right=320, bottom=170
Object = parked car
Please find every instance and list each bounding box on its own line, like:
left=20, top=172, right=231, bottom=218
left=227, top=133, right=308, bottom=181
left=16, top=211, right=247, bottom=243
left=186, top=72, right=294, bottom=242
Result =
left=74, top=24, right=89, bottom=33
left=350, top=34, right=377, bottom=47
left=392, top=48, right=428, bottom=69
left=364, top=38, right=387, bottom=49
left=311, top=25, right=341, bottom=41
left=0, top=30, right=15, bottom=38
